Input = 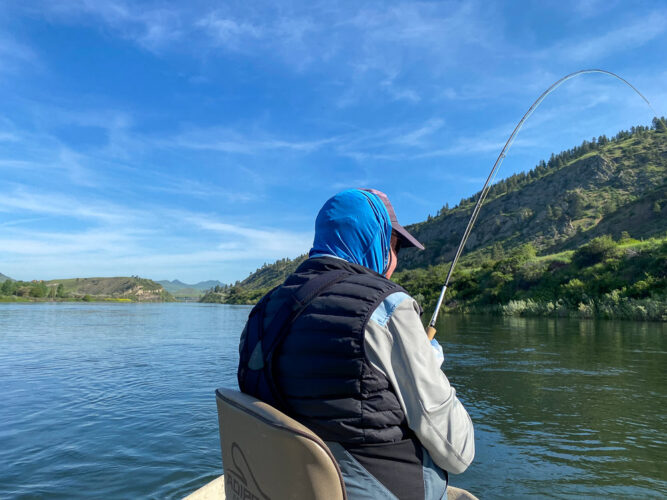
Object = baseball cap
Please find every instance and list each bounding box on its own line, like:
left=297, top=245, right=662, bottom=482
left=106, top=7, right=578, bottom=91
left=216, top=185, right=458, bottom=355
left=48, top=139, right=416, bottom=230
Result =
left=361, top=188, right=425, bottom=250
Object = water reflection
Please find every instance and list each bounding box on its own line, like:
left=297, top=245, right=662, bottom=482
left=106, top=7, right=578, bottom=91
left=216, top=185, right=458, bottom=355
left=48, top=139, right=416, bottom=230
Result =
left=437, top=315, right=666, bottom=498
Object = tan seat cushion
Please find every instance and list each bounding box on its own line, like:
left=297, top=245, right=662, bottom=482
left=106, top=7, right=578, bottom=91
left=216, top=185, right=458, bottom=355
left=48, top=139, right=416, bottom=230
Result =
left=216, top=388, right=346, bottom=500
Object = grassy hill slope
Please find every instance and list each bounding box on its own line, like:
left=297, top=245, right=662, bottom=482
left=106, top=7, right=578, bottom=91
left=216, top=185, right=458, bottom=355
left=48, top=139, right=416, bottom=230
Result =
left=200, top=256, right=307, bottom=304
left=398, top=123, right=666, bottom=270
left=1, top=276, right=173, bottom=302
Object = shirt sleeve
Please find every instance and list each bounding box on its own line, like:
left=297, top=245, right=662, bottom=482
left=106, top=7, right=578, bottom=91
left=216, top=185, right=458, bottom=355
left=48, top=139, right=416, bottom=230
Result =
left=364, top=293, right=475, bottom=474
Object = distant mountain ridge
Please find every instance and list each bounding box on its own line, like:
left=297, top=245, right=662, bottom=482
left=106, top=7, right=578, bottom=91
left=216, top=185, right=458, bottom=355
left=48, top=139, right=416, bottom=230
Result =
left=0, top=273, right=11, bottom=283
left=158, top=279, right=224, bottom=294
left=201, top=120, right=666, bottom=309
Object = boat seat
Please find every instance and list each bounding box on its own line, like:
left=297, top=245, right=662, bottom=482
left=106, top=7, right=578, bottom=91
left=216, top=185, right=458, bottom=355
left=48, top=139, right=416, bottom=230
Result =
left=215, top=387, right=347, bottom=500
left=213, top=388, right=478, bottom=500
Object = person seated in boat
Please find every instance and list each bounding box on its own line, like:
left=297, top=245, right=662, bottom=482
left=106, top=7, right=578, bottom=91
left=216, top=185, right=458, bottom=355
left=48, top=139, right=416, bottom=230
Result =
left=238, top=188, right=475, bottom=500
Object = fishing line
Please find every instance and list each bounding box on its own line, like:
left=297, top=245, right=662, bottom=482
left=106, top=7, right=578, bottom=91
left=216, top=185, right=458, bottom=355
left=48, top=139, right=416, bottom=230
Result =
left=426, top=69, right=662, bottom=339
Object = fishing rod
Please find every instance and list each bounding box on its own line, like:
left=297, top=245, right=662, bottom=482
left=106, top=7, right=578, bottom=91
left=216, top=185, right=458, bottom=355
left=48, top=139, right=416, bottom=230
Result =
left=426, top=69, right=660, bottom=341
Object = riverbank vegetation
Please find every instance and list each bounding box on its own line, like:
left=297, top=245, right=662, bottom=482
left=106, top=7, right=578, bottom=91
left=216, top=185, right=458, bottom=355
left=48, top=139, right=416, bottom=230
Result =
left=394, top=234, right=666, bottom=321
left=0, top=276, right=173, bottom=302
left=200, top=235, right=666, bottom=321
left=200, top=256, right=306, bottom=305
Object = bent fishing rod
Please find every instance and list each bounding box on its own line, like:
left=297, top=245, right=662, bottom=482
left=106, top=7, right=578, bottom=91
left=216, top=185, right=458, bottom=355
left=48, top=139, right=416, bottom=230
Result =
left=426, top=69, right=659, bottom=341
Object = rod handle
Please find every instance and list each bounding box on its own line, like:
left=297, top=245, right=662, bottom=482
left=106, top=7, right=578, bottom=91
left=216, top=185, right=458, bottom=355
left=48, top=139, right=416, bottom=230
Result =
left=426, top=325, right=437, bottom=341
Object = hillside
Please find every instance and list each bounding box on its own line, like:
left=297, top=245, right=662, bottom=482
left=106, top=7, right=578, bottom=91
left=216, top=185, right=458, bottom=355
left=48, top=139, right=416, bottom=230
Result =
left=200, top=256, right=306, bottom=304
left=0, top=272, right=11, bottom=283
left=199, top=120, right=666, bottom=318
left=0, top=276, right=173, bottom=302
left=398, top=120, right=666, bottom=270
left=157, top=279, right=224, bottom=300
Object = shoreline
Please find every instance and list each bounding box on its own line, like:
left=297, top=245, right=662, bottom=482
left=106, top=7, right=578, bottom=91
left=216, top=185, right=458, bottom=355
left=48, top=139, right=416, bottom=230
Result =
left=2, top=297, right=663, bottom=322
left=0, top=297, right=166, bottom=304
left=203, top=298, right=665, bottom=322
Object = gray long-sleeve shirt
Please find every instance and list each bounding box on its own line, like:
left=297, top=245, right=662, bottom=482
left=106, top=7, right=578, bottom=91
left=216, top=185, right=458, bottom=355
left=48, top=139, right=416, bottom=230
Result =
left=364, top=291, right=475, bottom=474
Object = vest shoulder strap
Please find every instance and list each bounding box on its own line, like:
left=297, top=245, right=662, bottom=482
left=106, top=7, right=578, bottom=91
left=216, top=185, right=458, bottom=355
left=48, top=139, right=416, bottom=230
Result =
left=239, top=269, right=351, bottom=408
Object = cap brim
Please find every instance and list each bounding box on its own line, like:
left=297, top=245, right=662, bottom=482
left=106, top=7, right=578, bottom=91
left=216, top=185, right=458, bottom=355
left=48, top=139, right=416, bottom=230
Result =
left=393, top=223, right=425, bottom=250
left=359, top=187, right=425, bottom=251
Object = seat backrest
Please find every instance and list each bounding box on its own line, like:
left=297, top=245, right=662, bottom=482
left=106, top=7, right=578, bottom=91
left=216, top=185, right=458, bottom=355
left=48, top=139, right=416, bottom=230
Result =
left=215, top=388, right=347, bottom=500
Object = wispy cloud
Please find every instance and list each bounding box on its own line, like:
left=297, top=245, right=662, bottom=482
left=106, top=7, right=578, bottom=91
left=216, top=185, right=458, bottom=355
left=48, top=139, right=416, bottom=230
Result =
left=0, top=138, right=105, bottom=188
left=189, top=215, right=313, bottom=256
left=330, top=118, right=450, bottom=161
left=147, top=177, right=258, bottom=202
left=0, top=132, right=20, bottom=142
left=0, top=181, right=311, bottom=281
left=0, top=229, right=140, bottom=256
left=16, top=1, right=665, bottom=107
left=0, top=106, right=284, bottom=200
left=0, top=211, right=312, bottom=281
left=0, top=32, right=39, bottom=75
left=539, top=10, right=667, bottom=62
left=419, top=138, right=506, bottom=158
left=37, top=0, right=183, bottom=51
left=393, top=119, right=445, bottom=147
left=167, top=127, right=334, bottom=154
left=570, top=0, right=618, bottom=19
left=24, top=1, right=500, bottom=98
left=196, top=12, right=264, bottom=51
left=0, top=187, right=138, bottom=224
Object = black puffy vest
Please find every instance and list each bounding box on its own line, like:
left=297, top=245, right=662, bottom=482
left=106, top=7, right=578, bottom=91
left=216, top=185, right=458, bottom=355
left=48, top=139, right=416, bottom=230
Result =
left=239, top=256, right=411, bottom=445
left=239, top=256, right=431, bottom=499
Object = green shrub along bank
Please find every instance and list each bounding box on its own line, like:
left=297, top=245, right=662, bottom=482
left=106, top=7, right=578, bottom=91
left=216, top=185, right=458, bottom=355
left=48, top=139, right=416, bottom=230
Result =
left=200, top=255, right=306, bottom=305
left=200, top=285, right=270, bottom=305
left=0, top=276, right=173, bottom=302
left=0, top=280, right=65, bottom=300
left=393, top=235, right=666, bottom=321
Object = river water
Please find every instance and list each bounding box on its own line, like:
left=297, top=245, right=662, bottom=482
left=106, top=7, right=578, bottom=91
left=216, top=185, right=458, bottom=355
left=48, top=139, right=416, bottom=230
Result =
left=0, top=303, right=664, bottom=499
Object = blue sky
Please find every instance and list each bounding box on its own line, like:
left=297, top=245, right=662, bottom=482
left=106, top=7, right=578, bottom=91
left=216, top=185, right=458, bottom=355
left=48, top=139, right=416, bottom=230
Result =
left=1, top=1, right=665, bottom=283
